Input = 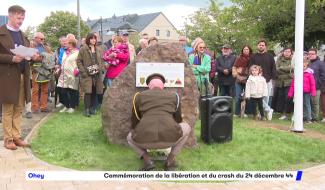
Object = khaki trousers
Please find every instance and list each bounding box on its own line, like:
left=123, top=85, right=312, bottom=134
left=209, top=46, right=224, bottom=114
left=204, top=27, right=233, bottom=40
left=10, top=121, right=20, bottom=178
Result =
left=31, top=73, right=49, bottom=111
left=127, top=122, right=191, bottom=158
left=2, top=75, right=25, bottom=140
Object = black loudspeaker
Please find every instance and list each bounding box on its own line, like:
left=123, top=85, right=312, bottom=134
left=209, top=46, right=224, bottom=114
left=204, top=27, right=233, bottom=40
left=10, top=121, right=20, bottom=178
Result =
left=201, top=96, right=233, bottom=144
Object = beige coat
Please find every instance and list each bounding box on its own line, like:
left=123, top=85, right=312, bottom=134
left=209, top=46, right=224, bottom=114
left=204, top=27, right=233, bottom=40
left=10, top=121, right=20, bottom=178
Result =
left=245, top=75, right=268, bottom=98
left=57, top=50, right=79, bottom=90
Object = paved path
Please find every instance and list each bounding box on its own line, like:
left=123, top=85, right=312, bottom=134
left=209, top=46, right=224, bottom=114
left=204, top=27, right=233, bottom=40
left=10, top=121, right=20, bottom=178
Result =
left=1, top=112, right=325, bottom=189
left=0, top=145, right=325, bottom=190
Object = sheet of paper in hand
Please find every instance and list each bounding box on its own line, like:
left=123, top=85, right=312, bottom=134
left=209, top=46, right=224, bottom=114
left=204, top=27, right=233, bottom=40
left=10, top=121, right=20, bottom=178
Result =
left=10, top=45, right=38, bottom=60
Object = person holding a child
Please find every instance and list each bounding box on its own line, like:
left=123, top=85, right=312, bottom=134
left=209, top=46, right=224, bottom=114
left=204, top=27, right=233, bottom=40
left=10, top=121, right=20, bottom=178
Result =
left=102, top=35, right=129, bottom=88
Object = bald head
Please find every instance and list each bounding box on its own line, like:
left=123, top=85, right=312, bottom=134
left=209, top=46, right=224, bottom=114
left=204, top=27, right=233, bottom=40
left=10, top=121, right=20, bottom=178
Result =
left=179, top=36, right=187, bottom=46
left=34, top=32, right=45, bottom=45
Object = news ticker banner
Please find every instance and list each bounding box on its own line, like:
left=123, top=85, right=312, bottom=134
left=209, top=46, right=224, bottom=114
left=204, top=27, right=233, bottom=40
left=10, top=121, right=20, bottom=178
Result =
left=26, top=171, right=303, bottom=181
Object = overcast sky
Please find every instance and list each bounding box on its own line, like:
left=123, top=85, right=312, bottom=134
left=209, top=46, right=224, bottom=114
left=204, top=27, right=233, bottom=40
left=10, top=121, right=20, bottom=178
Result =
left=0, top=0, right=229, bottom=30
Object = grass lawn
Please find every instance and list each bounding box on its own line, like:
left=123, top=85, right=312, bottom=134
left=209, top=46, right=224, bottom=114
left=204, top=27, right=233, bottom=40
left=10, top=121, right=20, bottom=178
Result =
left=31, top=109, right=325, bottom=171
left=271, top=112, right=325, bottom=134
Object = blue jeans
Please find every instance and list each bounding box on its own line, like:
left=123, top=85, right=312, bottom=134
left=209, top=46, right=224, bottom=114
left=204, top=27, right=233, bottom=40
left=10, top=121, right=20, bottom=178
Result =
left=104, top=78, right=113, bottom=88
left=303, top=93, right=312, bottom=121
left=234, top=83, right=245, bottom=115
left=311, top=90, right=321, bottom=120
left=262, top=80, right=273, bottom=112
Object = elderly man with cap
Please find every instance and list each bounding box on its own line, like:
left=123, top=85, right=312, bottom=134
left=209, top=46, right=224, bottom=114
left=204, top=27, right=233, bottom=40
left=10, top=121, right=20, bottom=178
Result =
left=216, top=44, right=236, bottom=96
left=127, top=73, right=191, bottom=171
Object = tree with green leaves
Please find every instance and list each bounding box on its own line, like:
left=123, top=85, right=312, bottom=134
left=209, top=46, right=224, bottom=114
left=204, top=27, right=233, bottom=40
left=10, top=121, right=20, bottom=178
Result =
left=232, top=0, right=325, bottom=49
left=38, top=11, right=90, bottom=49
left=185, top=0, right=262, bottom=54
left=23, top=26, right=37, bottom=40
left=186, top=0, right=325, bottom=52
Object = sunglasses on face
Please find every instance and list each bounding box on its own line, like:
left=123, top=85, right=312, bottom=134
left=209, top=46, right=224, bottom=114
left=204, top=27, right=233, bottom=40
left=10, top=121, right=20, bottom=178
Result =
left=198, top=46, right=206, bottom=49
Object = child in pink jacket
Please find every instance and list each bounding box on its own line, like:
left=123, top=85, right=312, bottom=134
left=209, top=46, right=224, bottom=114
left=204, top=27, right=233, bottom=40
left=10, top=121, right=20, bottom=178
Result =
left=102, top=36, right=129, bottom=87
left=288, top=60, right=316, bottom=123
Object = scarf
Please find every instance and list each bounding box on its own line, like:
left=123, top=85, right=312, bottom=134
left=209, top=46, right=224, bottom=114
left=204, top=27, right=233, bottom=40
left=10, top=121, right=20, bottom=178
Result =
left=234, top=54, right=250, bottom=67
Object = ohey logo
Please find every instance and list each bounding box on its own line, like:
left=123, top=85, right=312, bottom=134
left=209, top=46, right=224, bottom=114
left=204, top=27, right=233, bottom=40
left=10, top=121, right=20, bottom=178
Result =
left=28, top=173, right=44, bottom=179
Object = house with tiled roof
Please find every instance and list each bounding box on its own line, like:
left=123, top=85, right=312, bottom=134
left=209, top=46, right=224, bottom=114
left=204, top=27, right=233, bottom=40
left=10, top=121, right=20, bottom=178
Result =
left=86, top=12, right=179, bottom=42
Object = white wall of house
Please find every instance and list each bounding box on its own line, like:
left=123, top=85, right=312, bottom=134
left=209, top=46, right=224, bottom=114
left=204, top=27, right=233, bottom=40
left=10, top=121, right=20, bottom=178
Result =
left=141, top=13, right=179, bottom=43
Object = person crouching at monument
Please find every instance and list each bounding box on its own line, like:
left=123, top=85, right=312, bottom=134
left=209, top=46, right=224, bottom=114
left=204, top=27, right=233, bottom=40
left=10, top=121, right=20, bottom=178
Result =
left=127, top=73, right=191, bottom=171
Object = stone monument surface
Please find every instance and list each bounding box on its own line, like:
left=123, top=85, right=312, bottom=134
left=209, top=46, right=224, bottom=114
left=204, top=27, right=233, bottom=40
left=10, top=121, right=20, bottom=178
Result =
left=102, top=42, right=199, bottom=147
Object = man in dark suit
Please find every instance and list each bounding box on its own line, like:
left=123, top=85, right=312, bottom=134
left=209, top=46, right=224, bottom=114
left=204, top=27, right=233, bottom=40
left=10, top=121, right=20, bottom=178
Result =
left=127, top=73, right=190, bottom=171
left=0, top=5, right=37, bottom=150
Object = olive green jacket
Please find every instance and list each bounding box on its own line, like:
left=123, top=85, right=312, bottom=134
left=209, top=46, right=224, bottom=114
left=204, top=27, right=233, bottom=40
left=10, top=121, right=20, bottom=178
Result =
left=275, top=56, right=293, bottom=87
left=131, top=88, right=183, bottom=149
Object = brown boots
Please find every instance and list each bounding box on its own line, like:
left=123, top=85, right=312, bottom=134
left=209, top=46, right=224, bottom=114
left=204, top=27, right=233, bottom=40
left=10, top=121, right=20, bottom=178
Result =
left=165, top=153, right=177, bottom=171
left=13, top=138, right=30, bottom=147
left=4, top=139, right=17, bottom=150
left=4, top=138, right=30, bottom=150
left=140, top=152, right=155, bottom=171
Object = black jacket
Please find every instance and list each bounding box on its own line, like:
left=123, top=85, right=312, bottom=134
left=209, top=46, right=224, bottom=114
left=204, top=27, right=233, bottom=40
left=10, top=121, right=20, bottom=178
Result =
left=249, top=52, right=276, bottom=82
left=309, top=57, right=325, bottom=90
left=216, top=54, right=236, bottom=85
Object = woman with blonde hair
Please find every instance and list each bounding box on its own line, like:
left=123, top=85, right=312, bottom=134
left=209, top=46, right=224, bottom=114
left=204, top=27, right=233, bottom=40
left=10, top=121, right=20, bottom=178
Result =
left=57, top=39, right=80, bottom=113
left=245, top=65, right=268, bottom=120
left=188, top=38, right=211, bottom=95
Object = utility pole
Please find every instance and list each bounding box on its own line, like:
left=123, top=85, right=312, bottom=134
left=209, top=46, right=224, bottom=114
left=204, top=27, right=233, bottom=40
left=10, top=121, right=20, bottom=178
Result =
left=77, top=0, right=81, bottom=44
left=292, top=0, right=305, bottom=132
left=185, top=17, right=188, bottom=38
left=100, top=16, right=103, bottom=42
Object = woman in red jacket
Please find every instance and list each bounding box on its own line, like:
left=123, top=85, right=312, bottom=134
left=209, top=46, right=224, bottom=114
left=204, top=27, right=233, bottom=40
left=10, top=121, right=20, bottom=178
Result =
left=102, top=36, right=130, bottom=87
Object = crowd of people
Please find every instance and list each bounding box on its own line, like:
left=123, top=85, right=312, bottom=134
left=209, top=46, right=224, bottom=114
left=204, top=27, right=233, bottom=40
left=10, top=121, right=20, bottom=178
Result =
left=187, top=37, right=325, bottom=123
left=1, top=5, right=325, bottom=156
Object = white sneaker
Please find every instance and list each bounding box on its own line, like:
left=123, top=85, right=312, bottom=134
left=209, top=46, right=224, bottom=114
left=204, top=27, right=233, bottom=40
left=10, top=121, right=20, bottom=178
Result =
left=59, top=107, right=68, bottom=113
left=267, top=109, right=273, bottom=121
left=279, top=115, right=287, bottom=120
left=321, top=118, right=325, bottom=123
left=67, top=108, right=75, bottom=113
left=56, top=103, right=63, bottom=108
left=243, top=114, right=248, bottom=118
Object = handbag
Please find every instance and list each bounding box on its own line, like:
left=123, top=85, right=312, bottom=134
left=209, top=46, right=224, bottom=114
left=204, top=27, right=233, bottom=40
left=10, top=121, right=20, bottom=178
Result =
left=86, top=64, right=99, bottom=75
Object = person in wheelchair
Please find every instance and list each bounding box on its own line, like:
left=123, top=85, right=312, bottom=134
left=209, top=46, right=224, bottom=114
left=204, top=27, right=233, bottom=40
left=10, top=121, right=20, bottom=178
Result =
left=127, top=73, right=190, bottom=171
